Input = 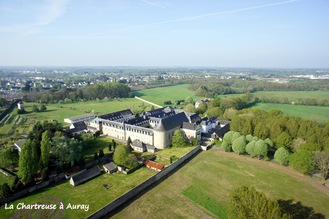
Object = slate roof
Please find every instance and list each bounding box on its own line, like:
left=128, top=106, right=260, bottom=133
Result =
left=155, top=112, right=189, bottom=131
left=126, top=116, right=148, bottom=125
left=72, top=121, right=87, bottom=131
left=103, top=162, right=117, bottom=172
left=131, top=139, right=145, bottom=149
left=70, top=166, right=101, bottom=186
left=182, top=122, right=198, bottom=130
left=100, top=109, right=134, bottom=121
left=64, top=114, right=95, bottom=123
left=212, top=124, right=230, bottom=138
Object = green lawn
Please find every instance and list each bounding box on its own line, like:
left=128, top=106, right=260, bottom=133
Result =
left=112, top=149, right=329, bottom=219
left=134, top=84, right=201, bottom=106
left=251, top=103, right=329, bottom=123
left=0, top=167, right=156, bottom=219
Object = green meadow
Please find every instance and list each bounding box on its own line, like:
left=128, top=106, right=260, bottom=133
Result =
left=134, top=84, right=200, bottom=106
left=253, top=90, right=329, bottom=103
left=251, top=103, right=329, bottom=123
left=112, top=149, right=329, bottom=219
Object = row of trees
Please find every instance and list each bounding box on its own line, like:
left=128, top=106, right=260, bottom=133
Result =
left=221, top=110, right=329, bottom=179
left=24, top=82, right=132, bottom=103
left=188, top=78, right=329, bottom=95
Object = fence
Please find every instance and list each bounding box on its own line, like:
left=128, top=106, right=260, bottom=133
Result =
left=86, top=145, right=201, bottom=219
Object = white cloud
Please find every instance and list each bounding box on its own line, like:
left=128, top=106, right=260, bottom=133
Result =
left=0, top=0, right=70, bottom=35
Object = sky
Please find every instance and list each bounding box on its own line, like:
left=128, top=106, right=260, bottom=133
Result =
left=0, top=0, right=328, bottom=68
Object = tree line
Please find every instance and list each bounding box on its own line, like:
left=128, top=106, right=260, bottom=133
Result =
left=24, top=82, right=132, bottom=103
left=221, top=108, right=329, bottom=178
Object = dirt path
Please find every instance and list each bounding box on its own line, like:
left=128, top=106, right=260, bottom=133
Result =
left=214, top=149, right=329, bottom=196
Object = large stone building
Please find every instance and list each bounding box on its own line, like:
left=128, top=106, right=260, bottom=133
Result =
left=65, top=107, right=229, bottom=150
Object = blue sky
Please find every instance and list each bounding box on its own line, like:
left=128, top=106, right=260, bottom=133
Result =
left=0, top=0, right=328, bottom=68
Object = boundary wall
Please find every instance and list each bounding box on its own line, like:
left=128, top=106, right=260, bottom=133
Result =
left=86, top=145, right=201, bottom=219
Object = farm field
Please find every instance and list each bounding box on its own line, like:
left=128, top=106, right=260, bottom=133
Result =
left=251, top=103, right=329, bottom=123
left=134, top=84, right=200, bottom=106
left=253, top=90, right=329, bottom=103
left=112, top=149, right=329, bottom=219
left=0, top=167, right=156, bottom=219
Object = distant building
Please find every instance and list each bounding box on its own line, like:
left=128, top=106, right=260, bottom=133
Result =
left=17, top=101, right=24, bottom=111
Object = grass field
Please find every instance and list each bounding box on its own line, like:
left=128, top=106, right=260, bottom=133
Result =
left=23, top=98, right=151, bottom=126
left=251, top=103, right=329, bottom=123
left=134, top=84, right=200, bottom=106
left=253, top=90, right=329, bottom=103
left=0, top=167, right=156, bottom=219
left=112, top=149, right=329, bottom=219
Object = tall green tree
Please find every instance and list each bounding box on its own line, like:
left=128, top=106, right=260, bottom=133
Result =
left=254, top=139, right=268, bottom=159
left=172, top=130, right=186, bottom=147
left=275, top=132, right=292, bottom=150
left=232, top=136, right=246, bottom=155
left=289, top=150, right=314, bottom=174
left=51, top=136, right=82, bottom=167
left=40, top=130, right=51, bottom=171
left=274, top=147, right=290, bottom=165
left=18, top=139, right=39, bottom=185
left=228, top=186, right=287, bottom=219
left=246, top=140, right=256, bottom=157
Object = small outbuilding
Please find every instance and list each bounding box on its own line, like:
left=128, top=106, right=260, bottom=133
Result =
left=144, top=160, right=164, bottom=172
left=103, top=162, right=117, bottom=174
left=69, top=166, right=101, bottom=186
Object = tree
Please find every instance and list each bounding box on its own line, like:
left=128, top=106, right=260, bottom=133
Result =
left=185, top=96, right=194, bottom=104
left=40, top=104, right=47, bottom=112
left=99, top=149, right=104, bottom=158
left=93, top=152, right=99, bottom=160
left=172, top=130, right=186, bottom=147
left=108, top=142, right=112, bottom=151
left=289, top=150, right=314, bottom=174
left=206, top=107, right=222, bottom=119
left=313, top=151, right=329, bottom=179
left=18, top=139, right=39, bottom=185
left=246, top=140, right=256, bottom=156
left=221, top=141, right=231, bottom=152
left=184, top=103, right=196, bottom=113
left=40, top=130, right=51, bottom=171
left=228, top=186, right=286, bottom=219
left=51, top=136, right=82, bottom=167
left=275, top=132, right=292, bottom=150
left=232, top=136, right=246, bottom=155
left=254, top=139, right=268, bottom=159
left=274, top=147, right=290, bottom=165
left=112, top=140, right=117, bottom=149
left=127, top=136, right=132, bottom=146
left=32, top=105, right=40, bottom=112
left=0, top=183, right=11, bottom=199
left=223, top=131, right=235, bottom=145
left=124, top=154, right=139, bottom=169
left=113, top=145, right=130, bottom=166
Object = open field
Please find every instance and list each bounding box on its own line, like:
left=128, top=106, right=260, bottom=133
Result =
left=23, top=98, right=151, bottom=125
left=134, top=84, right=200, bottom=106
left=112, top=148, right=329, bottom=219
left=251, top=103, right=329, bottom=123
left=0, top=167, right=156, bottom=219
left=253, top=90, right=329, bottom=103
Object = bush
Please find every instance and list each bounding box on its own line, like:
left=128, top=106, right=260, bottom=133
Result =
left=274, top=147, right=290, bottom=165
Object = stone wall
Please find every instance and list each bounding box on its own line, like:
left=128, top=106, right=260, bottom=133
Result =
left=86, top=145, right=201, bottom=219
